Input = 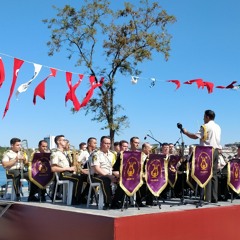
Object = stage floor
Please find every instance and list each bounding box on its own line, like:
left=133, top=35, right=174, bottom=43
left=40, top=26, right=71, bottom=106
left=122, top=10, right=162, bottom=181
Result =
left=3, top=195, right=240, bottom=217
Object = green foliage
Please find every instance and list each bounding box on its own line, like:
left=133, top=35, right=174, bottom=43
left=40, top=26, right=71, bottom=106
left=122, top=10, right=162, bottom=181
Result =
left=43, top=0, right=176, bottom=142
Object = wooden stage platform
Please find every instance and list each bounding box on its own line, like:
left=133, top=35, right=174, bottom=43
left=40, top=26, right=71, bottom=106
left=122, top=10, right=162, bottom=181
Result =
left=0, top=196, right=240, bottom=240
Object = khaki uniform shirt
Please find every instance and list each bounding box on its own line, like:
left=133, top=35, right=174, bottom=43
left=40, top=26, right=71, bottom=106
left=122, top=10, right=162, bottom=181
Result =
left=90, top=150, right=113, bottom=175
left=2, top=150, right=26, bottom=170
left=50, top=149, right=69, bottom=168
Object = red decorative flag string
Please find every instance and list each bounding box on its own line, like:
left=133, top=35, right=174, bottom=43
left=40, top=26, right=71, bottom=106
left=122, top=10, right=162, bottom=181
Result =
left=0, top=57, right=5, bottom=88
left=81, top=76, right=104, bottom=108
left=33, top=68, right=57, bottom=105
left=3, top=58, right=24, bottom=118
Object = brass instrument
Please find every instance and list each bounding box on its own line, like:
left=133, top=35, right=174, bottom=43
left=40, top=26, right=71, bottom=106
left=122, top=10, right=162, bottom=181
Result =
left=69, top=145, right=82, bottom=175
left=19, top=139, right=29, bottom=179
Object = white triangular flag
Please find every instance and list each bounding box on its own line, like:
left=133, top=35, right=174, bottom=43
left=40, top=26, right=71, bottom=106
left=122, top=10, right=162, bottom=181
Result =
left=16, top=63, right=42, bottom=99
left=131, top=76, right=139, bottom=84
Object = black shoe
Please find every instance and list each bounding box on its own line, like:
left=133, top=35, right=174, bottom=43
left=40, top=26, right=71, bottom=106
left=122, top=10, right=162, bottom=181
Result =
left=211, top=199, right=218, bottom=203
left=103, top=203, right=110, bottom=210
left=28, top=196, right=40, bottom=202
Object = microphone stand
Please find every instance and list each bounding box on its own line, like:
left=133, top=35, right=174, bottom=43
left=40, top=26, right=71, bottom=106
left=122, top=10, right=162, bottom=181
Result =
left=144, top=134, right=162, bottom=150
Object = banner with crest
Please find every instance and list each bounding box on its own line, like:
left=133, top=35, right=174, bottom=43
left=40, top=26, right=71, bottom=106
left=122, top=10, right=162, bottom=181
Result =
left=28, top=152, right=54, bottom=189
left=191, top=146, right=213, bottom=188
left=145, top=154, right=168, bottom=197
left=227, top=159, right=240, bottom=194
left=119, top=151, right=143, bottom=196
left=168, top=155, right=181, bottom=188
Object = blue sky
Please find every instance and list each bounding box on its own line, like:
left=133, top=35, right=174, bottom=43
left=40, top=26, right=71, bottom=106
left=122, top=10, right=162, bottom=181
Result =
left=0, top=0, right=240, bottom=148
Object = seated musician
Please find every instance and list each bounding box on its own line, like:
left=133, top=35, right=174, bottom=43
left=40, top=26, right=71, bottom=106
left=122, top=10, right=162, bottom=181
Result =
left=2, top=138, right=29, bottom=201
left=89, top=136, right=117, bottom=210
left=50, top=135, right=85, bottom=205
left=28, top=140, right=49, bottom=202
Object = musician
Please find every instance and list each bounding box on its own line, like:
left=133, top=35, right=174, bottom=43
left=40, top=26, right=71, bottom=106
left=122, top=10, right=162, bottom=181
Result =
left=182, top=109, right=221, bottom=203
left=28, top=140, right=49, bottom=202
left=235, top=145, right=240, bottom=158
left=169, top=143, right=177, bottom=155
left=111, top=140, right=129, bottom=209
left=141, top=143, right=154, bottom=206
left=77, top=137, right=97, bottom=168
left=50, top=135, right=85, bottom=205
left=89, top=136, right=117, bottom=210
left=2, top=138, right=29, bottom=201
left=130, top=136, right=140, bottom=151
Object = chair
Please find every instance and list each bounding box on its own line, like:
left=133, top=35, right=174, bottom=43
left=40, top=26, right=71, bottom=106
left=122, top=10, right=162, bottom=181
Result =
left=86, top=161, right=104, bottom=209
left=3, top=179, right=16, bottom=201
left=3, top=178, right=28, bottom=201
left=53, top=172, right=73, bottom=206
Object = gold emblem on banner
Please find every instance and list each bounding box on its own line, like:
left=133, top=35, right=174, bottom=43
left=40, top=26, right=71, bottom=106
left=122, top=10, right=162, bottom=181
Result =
left=200, top=155, right=208, bottom=170
left=151, top=163, right=160, bottom=178
left=127, top=162, right=136, bottom=177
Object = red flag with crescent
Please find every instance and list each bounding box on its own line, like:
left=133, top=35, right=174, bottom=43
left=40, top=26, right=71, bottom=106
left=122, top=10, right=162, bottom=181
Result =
left=33, top=68, right=57, bottom=105
left=0, top=57, right=5, bottom=87
left=3, top=58, right=24, bottom=118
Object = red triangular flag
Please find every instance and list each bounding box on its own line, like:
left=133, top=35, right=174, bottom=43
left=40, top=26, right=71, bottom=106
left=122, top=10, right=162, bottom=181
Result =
left=167, top=80, right=181, bottom=90
left=0, top=57, right=5, bottom=88
left=184, top=79, right=204, bottom=88
left=203, top=81, right=214, bottom=94
left=81, top=76, right=104, bottom=108
left=33, top=68, right=57, bottom=105
left=65, top=73, right=83, bottom=111
left=3, top=58, right=24, bottom=118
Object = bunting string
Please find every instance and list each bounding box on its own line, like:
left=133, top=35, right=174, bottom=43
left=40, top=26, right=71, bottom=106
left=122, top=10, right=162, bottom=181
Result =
left=0, top=51, right=239, bottom=120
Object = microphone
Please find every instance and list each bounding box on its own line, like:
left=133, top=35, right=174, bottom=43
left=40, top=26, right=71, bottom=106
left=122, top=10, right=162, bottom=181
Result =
left=177, top=123, right=184, bottom=133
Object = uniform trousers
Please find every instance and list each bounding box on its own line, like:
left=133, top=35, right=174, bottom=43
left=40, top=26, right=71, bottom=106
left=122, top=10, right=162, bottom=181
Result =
left=6, top=169, right=29, bottom=197
left=92, top=175, right=112, bottom=205
left=205, top=149, right=219, bottom=202
left=60, top=171, right=85, bottom=204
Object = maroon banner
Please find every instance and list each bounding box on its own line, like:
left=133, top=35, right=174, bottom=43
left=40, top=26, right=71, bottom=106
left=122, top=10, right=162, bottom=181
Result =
left=145, top=154, right=168, bottom=197
left=28, top=153, right=54, bottom=189
left=119, top=151, right=143, bottom=196
left=227, top=159, right=240, bottom=194
left=191, top=146, right=213, bottom=188
left=168, top=155, right=181, bottom=188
